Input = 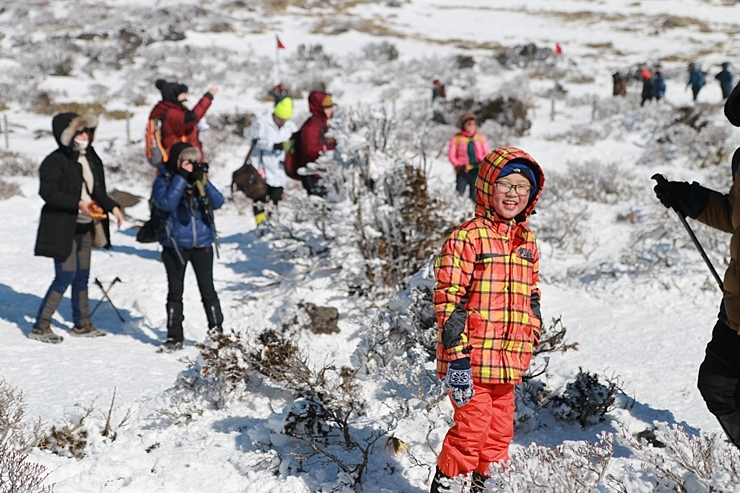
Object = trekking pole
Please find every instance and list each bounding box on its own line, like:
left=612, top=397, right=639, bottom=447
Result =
left=91, top=277, right=125, bottom=322
left=652, top=173, right=724, bottom=291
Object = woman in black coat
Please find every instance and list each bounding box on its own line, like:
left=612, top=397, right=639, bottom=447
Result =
left=31, top=113, right=123, bottom=343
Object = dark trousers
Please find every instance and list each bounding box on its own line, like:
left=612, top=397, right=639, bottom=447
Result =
left=162, top=246, right=222, bottom=341
left=456, top=168, right=478, bottom=202
left=254, top=185, right=284, bottom=205
left=697, top=320, right=740, bottom=448
left=35, top=224, right=92, bottom=329
left=301, top=174, right=326, bottom=197
left=692, top=86, right=701, bottom=101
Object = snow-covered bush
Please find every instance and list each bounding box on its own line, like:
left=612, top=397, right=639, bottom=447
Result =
left=0, top=151, right=36, bottom=178
left=548, top=369, right=621, bottom=428
left=0, top=180, right=21, bottom=200
left=546, top=160, right=640, bottom=205
left=621, top=422, right=740, bottom=492
left=483, top=433, right=615, bottom=493
left=0, top=446, right=53, bottom=493
left=0, top=380, right=43, bottom=453
left=362, top=41, right=399, bottom=62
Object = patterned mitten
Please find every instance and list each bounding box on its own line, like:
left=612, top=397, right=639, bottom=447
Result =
left=444, top=358, right=474, bottom=408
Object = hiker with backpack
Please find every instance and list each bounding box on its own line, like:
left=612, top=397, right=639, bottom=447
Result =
left=687, top=62, right=706, bottom=102
left=147, top=79, right=219, bottom=164
left=248, top=96, right=298, bottom=225
left=650, top=86, right=740, bottom=450
left=152, top=142, right=225, bottom=353
left=432, top=148, right=544, bottom=492
left=448, top=113, right=491, bottom=202
left=716, top=62, right=734, bottom=100
left=32, top=113, right=124, bottom=343
left=640, top=67, right=655, bottom=107
left=296, top=91, right=337, bottom=197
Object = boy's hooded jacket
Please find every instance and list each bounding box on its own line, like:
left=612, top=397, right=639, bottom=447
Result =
left=152, top=143, right=224, bottom=249
left=35, top=113, right=119, bottom=260
left=434, top=147, right=545, bottom=384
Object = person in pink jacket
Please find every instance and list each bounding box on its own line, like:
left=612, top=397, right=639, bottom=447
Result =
left=448, top=113, right=491, bottom=202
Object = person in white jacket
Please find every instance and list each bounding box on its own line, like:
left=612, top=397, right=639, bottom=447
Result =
left=249, top=97, right=297, bottom=225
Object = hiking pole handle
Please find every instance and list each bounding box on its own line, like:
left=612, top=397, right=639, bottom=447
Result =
left=652, top=174, right=724, bottom=291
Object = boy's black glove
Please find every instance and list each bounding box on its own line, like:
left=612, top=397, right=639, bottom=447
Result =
left=444, top=358, right=474, bottom=408
left=653, top=180, right=690, bottom=216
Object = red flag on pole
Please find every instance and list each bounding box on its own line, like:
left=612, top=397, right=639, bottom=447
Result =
left=276, top=36, right=286, bottom=50
left=555, top=43, right=562, bottom=55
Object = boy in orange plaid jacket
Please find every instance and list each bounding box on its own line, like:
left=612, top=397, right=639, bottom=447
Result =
left=431, top=147, right=545, bottom=493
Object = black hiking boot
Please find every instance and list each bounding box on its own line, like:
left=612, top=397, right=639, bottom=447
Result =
left=159, top=338, right=183, bottom=353
left=430, top=468, right=452, bottom=493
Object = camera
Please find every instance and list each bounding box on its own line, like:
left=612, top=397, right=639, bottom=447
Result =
left=193, top=161, right=209, bottom=173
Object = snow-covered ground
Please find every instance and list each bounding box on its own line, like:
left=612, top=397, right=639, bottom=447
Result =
left=2, top=0, right=740, bottom=491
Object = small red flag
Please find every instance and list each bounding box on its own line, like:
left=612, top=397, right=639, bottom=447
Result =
left=555, top=43, right=563, bottom=55
left=276, top=36, right=286, bottom=50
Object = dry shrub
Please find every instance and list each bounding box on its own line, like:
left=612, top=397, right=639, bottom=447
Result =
left=38, top=406, right=92, bottom=460
left=548, top=369, right=621, bottom=428
left=546, top=160, right=639, bottom=204
left=0, top=180, right=21, bottom=200
left=0, top=380, right=44, bottom=453
left=0, top=446, right=54, bottom=493
left=0, top=151, right=37, bottom=177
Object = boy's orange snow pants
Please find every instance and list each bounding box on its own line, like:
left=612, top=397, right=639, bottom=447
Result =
left=437, top=383, right=515, bottom=478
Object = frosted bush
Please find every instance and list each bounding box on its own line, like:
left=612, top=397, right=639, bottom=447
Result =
left=548, top=369, right=620, bottom=428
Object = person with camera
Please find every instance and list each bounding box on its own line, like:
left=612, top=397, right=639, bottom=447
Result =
left=32, top=113, right=123, bottom=343
left=152, top=142, right=225, bottom=352
left=249, top=96, right=297, bottom=225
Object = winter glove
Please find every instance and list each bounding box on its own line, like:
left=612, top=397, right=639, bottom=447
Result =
left=652, top=177, right=709, bottom=219
left=444, top=358, right=474, bottom=408
left=273, top=142, right=284, bottom=152
left=653, top=179, right=691, bottom=214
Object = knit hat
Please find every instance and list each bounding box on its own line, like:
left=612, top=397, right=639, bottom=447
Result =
left=156, top=79, right=189, bottom=103
left=498, top=159, right=538, bottom=199
left=274, top=97, right=293, bottom=120
left=459, top=112, right=476, bottom=129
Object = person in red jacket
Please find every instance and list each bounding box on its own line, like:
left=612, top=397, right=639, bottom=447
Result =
left=298, top=91, right=336, bottom=197
left=149, top=79, right=219, bottom=162
left=448, top=113, right=491, bottom=202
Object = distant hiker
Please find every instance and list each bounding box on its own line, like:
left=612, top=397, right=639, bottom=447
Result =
left=152, top=143, right=225, bottom=352
left=652, top=86, right=740, bottom=450
left=249, top=96, right=298, bottom=225
left=432, top=147, right=544, bottom=493
left=716, top=62, right=734, bottom=99
left=32, top=113, right=124, bottom=343
left=270, top=83, right=289, bottom=103
left=433, top=79, right=447, bottom=102
left=149, top=79, right=219, bottom=162
left=612, top=72, right=627, bottom=97
left=687, top=62, right=706, bottom=102
left=297, top=91, right=336, bottom=197
left=653, top=70, right=666, bottom=101
left=448, top=113, right=491, bottom=202
left=640, top=68, right=654, bottom=107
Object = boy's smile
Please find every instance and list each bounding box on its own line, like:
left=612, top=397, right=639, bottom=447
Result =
left=492, top=173, right=532, bottom=220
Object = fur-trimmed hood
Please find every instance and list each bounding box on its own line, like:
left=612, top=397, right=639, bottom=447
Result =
left=52, top=113, right=98, bottom=149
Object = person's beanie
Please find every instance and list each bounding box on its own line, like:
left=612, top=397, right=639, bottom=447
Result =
left=498, top=159, right=538, bottom=199
left=459, top=112, right=476, bottom=129
left=156, top=79, right=189, bottom=103
left=274, top=97, right=293, bottom=120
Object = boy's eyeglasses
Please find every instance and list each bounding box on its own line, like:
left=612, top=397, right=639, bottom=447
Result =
left=494, top=181, right=531, bottom=196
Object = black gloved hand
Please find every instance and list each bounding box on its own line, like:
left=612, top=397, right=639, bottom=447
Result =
left=272, top=142, right=284, bottom=152
left=177, top=167, right=192, bottom=180
left=653, top=180, right=690, bottom=214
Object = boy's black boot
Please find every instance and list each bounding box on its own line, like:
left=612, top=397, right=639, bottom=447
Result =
left=430, top=467, right=452, bottom=493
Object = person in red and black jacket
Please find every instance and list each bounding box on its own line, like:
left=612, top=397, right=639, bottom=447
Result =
left=298, top=91, right=336, bottom=196
left=149, top=79, right=219, bottom=162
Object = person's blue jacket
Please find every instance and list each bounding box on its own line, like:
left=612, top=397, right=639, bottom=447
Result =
left=716, top=63, right=734, bottom=98
left=153, top=164, right=224, bottom=249
left=654, top=74, right=666, bottom=99
left=689, top=68, right=705, bottom=89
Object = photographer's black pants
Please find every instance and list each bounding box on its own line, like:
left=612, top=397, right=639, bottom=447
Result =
left=697, top=320, right=740, bottom=449
left=162, top=246, right=222, bottom=342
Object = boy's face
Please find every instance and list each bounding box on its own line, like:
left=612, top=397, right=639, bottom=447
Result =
left=492, top=173, right=532, bottom=220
